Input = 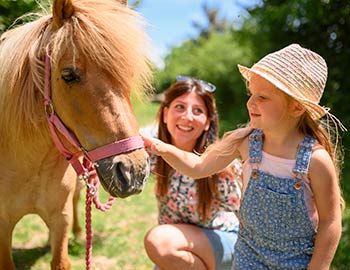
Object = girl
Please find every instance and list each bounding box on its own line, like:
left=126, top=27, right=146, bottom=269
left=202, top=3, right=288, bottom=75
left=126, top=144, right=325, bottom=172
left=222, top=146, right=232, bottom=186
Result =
left=143, top=76, right=241, bottom=270
left=143, top=44, right=345, bottom=270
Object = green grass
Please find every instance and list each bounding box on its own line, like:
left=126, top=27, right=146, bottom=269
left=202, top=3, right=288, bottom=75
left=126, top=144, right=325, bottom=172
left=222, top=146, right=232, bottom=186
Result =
left=13, top=179, right=158, bottom=270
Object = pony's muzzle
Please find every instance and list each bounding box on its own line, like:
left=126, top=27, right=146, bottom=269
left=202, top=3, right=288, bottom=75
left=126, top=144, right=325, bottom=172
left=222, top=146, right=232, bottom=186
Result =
left=94, top=149, right=150, bottom=198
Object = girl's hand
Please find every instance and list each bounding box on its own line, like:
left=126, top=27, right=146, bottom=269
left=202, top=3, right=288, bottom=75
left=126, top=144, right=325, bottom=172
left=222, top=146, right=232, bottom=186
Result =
left=142, top=135, right=164, bottom=156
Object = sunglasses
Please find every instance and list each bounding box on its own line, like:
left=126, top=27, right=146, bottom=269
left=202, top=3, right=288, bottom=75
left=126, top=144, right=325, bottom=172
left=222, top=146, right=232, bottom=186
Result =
left=175, top=75, right=216, bottom=93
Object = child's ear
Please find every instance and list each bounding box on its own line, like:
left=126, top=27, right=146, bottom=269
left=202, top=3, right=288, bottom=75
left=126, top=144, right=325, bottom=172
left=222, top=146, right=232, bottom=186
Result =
left=291, top=101, right=306, bottom=117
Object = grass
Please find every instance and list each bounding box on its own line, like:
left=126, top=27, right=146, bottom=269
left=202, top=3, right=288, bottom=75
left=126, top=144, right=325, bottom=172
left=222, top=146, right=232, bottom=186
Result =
left=13, top=179, right=158, bottom=270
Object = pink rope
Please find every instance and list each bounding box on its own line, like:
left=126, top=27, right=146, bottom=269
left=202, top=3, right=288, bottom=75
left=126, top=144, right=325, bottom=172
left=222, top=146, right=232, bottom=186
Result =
left=84, top=158, right=115, bottom=270
left=85, top=186, right=93, bottom=270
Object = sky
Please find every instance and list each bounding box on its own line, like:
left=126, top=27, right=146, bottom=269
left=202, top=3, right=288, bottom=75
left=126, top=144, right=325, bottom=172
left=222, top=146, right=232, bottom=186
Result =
left=136, top=0, right=259, bottom=67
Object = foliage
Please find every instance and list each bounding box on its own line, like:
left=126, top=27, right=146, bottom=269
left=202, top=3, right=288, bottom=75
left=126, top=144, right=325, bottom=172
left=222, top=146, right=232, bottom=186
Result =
left=192, top=3, right=230, bottom=40
left=0, top=0, right=41, bottom=32
left=154, top=32, right=254, bottom=132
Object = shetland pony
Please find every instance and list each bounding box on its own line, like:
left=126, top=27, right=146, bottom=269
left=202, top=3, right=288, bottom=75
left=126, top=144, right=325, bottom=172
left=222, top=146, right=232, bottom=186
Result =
left=0, top=0, right=152, bottom=269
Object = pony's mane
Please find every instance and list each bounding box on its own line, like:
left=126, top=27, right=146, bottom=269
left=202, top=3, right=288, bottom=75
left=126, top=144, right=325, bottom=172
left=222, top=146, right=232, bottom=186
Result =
left=0, top=0, right=152, bottom=151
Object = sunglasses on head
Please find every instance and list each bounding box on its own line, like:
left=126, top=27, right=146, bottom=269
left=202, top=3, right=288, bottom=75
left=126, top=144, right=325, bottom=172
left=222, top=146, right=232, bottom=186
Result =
left=175, top=75, right=216, bottom=93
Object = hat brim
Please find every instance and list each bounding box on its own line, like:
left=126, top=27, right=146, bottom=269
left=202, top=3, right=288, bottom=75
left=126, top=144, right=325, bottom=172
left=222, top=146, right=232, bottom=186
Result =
left=237, top=64, right=327, bottom=120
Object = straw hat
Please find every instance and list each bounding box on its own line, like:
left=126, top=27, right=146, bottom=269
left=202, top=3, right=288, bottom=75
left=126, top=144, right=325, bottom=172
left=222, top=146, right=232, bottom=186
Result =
left=238, top=43, right=329, bottom=120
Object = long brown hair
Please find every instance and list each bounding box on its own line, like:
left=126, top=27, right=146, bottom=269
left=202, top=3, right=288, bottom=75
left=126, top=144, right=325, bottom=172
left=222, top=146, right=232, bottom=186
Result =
left=154, top=79, right=226, bottom=221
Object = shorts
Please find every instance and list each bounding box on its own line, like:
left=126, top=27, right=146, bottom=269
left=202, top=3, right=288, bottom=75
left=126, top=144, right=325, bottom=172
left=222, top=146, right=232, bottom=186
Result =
left=200, top=225, right=239, bottom=270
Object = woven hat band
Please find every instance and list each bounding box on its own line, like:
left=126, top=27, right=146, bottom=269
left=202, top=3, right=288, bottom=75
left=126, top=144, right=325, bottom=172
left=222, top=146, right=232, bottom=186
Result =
left=253, top=44, right=327, bottom=103
left=252, top=64, right=320, bottom=103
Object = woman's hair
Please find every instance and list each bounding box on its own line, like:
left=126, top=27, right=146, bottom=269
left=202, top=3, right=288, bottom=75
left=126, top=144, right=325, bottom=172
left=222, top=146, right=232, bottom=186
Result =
left=297, top=113, right=345, bottom=211
left=154, top=79, right=231, bottom=221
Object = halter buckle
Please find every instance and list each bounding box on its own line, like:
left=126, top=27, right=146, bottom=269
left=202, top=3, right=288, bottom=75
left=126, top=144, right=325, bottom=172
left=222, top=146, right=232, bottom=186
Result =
left=44, top=102, right=54, bottom=116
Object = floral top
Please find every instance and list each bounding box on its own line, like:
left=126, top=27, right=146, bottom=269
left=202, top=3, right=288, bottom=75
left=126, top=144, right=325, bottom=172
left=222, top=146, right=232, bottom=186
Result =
left=152, top=156, right=242, bottom=231
left=140, top=124, right=242, bottom=231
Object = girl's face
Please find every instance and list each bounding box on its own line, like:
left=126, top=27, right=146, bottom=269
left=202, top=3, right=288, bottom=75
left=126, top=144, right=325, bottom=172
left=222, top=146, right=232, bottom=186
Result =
left=246, top=74, right=293, bottom=132
left=163, top=91, right=210, bottom=151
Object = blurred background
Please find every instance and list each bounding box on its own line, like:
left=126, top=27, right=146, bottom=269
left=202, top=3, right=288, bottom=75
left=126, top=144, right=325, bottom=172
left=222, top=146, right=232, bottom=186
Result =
left=2, top=0, right=348, bottom=269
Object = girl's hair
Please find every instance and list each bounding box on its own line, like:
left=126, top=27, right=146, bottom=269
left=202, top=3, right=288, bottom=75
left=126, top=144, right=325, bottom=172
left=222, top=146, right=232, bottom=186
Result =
left=154, top=79, right=234, bottom=221
left=297, top=113, right=345, bottom=210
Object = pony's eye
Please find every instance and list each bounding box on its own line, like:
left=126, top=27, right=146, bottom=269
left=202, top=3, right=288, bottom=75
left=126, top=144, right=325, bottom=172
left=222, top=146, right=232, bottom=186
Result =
left=61, top=68, right=81, bottom=84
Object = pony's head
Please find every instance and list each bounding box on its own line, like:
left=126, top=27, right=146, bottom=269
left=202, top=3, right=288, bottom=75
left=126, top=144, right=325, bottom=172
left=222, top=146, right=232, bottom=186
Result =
left=0, top=0, right=152, bottom=198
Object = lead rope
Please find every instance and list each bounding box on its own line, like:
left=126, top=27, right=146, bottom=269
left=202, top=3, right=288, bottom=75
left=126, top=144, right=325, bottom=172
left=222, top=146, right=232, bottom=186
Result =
left=85, top=180, right=93, bottom=270
left=82, top=158, right=115, bottom=270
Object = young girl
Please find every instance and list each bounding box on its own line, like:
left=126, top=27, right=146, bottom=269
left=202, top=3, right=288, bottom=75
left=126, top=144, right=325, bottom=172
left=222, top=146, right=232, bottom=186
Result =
left=143, top=44, right=345, bottom=270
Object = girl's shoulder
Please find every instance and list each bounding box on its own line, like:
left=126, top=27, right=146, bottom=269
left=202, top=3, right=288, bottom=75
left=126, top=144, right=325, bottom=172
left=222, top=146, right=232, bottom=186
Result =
left=309, top=144, right=335, bottom=180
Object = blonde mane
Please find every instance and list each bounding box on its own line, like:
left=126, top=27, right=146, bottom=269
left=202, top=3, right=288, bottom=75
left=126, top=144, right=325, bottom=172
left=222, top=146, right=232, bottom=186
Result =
left=0, top=0, right=152, bottom=151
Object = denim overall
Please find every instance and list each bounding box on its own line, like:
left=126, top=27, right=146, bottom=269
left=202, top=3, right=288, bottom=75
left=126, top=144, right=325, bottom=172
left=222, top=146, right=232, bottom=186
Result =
left=233, top=129, right=316, bottom=270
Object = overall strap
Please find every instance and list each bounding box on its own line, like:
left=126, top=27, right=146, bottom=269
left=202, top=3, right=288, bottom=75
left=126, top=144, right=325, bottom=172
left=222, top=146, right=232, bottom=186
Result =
left=249, top=129, right=263, bottom=164
left=293, top=135, right=316, bottom=176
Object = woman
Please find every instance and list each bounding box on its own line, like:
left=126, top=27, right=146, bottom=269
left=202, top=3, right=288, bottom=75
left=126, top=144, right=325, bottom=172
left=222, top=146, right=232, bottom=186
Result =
left=143, top=76, right=241, bottom=270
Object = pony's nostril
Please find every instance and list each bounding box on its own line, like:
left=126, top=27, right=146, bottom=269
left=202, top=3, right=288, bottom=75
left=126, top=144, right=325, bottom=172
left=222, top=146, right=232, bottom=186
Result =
left=115, top=162, right=128, bottom=190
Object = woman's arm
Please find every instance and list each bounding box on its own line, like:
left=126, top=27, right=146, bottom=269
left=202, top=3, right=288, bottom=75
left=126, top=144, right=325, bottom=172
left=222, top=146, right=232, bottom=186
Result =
left=307, top=148, right=342, bottom=270
left=142, top=127, right=251, bottom=179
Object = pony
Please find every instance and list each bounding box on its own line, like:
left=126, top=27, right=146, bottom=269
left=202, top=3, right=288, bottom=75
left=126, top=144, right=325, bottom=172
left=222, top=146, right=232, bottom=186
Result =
left=0, top=0, right=153, bottom=269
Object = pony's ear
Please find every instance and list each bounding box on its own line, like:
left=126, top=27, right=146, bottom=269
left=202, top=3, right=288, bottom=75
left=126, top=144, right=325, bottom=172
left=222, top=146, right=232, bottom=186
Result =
left=52, top=0, right=75, bottom=30
left=118, top=0, right=128, bottom=6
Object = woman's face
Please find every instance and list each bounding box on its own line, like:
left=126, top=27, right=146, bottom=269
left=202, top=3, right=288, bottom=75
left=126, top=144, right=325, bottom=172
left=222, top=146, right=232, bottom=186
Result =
left=163, top=91, right=210, bottom=151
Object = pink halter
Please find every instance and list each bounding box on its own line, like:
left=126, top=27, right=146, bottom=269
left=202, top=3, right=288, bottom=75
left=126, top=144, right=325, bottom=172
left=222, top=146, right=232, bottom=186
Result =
left=43, top=49, right=144, bottom=176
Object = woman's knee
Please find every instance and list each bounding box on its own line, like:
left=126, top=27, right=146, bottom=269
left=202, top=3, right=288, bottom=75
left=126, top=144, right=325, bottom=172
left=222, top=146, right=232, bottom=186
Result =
left=144, top=225, right=173, bottom=258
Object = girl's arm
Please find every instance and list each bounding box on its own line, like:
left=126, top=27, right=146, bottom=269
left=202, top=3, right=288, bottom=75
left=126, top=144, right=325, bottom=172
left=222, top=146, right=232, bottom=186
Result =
left=307, top=148, right=342, bottom=270
left=142, top=127, right=251, bottom=179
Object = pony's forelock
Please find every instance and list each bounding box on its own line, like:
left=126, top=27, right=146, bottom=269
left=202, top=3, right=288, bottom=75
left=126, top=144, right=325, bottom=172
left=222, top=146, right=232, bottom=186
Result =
left=51, top=0, right=153, bottom=96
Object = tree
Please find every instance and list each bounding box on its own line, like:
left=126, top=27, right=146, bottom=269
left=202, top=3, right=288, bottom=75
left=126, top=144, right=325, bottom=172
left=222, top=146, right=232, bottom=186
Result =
left=191, top=3, right=229, bottom=40
left=0, top=0, right=41, bottom=32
